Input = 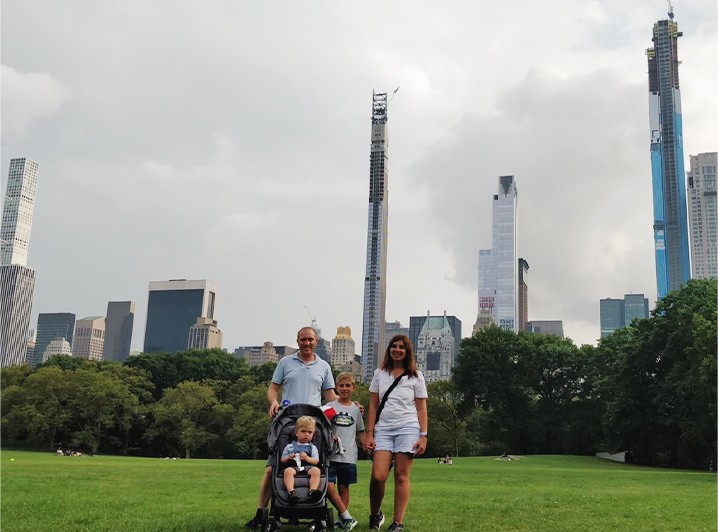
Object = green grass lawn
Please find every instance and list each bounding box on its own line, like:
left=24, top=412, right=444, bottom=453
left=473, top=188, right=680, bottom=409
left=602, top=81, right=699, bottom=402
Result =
left=1, top=450, right=715, bottom=531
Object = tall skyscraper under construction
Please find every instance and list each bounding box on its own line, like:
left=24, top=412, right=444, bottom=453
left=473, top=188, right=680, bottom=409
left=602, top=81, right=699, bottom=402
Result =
left=646, top=11, right=691, bottom=298
left=361, top=91, right=390, bottom=382
left=1, top=158, right=40, bottom=368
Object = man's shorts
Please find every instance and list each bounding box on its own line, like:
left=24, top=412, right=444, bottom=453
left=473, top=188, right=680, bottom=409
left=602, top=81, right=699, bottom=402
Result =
left=328, top=461, right=358, bottom=486
left=374, top=427, right=420, bottom=454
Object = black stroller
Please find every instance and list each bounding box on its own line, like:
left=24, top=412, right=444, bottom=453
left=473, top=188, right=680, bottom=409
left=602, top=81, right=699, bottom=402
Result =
left=261, top=403, right=335, bottom=531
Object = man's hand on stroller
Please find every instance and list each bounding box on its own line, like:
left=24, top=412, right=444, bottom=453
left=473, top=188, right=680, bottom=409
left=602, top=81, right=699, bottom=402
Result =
left=268, top=400, right=280, bottom=418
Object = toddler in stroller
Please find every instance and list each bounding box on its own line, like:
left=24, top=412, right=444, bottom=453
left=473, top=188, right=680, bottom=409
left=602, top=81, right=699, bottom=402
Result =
left=262, top=404, right=335, bottom=531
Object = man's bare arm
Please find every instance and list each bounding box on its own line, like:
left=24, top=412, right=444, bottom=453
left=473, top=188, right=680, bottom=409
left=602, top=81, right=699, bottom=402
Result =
left=267, top=382, right=281, bottom=417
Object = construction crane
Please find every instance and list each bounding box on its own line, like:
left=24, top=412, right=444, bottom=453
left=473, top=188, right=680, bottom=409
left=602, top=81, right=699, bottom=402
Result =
left=388, top=86, right=400, bottom=105
left=303, top=305, right=320, bottom=336
left=667, top=0, right=674, bottom=19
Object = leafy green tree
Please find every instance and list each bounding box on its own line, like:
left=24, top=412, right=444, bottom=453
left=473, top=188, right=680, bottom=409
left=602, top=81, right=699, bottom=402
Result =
left=0, top=364, right=31, bottom=390
left=455, top=326, right=533, bottom=454
left=65, top=368, right=138, bottom=455
left=249, top=362, right=277, bottom=384
left=126, top=349, right=250, bottom=400
left=173, top=349, right=249, bottom=383
left=149, top=381, right=225, bottom=458
left=92, top=363, right=155, bottom=454
left=226, top=386, right=272, bottom=459
left=426, top=380, right=476, bottom=457
left=519, top=333, right=584, bottom=453
left=1, top=366, right=73, bottom=448
left=599, top=279, right=717, bottom=468
left=125, top=353, right=181, bottom=399
left=38, top=355, right=91, bottom=372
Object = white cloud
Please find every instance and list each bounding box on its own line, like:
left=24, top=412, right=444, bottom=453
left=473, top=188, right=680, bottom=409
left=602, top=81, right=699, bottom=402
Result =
left=1, top=65, right=69, bottom=140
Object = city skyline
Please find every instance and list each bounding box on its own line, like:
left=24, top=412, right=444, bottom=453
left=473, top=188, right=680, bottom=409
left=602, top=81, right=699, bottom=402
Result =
left=2, top=1, right=716, bottom=354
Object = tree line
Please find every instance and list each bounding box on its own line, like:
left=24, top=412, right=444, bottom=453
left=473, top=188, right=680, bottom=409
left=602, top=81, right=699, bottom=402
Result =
left=2, top=279, right=715, bottom=469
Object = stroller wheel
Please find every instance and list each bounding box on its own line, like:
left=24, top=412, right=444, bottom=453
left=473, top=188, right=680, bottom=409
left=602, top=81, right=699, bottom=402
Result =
left=326, top=507, right=335, bottom=530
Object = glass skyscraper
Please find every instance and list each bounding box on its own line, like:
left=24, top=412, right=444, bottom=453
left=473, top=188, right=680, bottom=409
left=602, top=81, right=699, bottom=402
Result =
left=34, top=312, right=76, bottom=366
left=646, top=14, right=691, bottom=298
left=361, top=91, right=390, bottom=382
left=143, top=279, right=217, bottom=353
left=478, top=176, right=518, bottom=331
left=103, top=301, right=135, bottom=362
left=599, top=294, right=650, bottom=338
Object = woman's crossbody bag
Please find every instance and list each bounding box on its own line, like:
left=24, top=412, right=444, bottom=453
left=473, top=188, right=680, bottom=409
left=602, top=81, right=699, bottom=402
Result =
left=375, top=370, right=409, bottom=424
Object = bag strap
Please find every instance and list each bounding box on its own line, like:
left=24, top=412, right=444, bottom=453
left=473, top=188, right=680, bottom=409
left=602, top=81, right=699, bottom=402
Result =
left=375, top=370, right=409, bottom=424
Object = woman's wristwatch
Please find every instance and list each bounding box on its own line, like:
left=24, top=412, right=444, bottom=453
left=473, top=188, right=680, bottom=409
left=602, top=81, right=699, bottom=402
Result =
left=419, top=431, right=428, bottom=437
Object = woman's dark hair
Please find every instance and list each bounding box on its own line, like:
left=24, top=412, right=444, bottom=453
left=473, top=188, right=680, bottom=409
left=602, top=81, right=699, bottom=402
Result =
left=380, top=334, right=418, bottom=378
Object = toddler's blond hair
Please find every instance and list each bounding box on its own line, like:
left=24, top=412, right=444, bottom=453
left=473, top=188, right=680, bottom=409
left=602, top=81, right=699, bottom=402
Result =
left=295, top=415, right=316, bottom=433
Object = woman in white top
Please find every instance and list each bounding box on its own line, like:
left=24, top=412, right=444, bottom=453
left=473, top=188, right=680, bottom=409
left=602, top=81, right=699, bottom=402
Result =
left=365, top=335, right=428, bottom=532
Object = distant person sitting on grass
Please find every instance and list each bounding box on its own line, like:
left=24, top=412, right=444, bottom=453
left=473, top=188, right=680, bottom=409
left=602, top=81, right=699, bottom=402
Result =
left=281, top=415, right=322, bottom=504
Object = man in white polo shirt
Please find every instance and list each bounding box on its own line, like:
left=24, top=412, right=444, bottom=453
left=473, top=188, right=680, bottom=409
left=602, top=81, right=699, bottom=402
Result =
left=245, top=326, right=338, bottom=529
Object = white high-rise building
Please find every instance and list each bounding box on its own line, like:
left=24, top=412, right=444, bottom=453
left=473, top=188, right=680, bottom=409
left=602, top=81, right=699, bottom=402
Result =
left=361, top=91, right=390, bottom=382
left=43, top=338, right=72, bottom=362
left=477, top=176, right=518, bottom=332
left=243, top=341, right=278, bottom=366
left=688, top=152, right=717, bottom=280
left=1, top=158, right=40, bottom=368
left=331, top=326, right=356, bottom=370
left=188, top=316, right=223, bottom=350
left=1, top=158, right=40, bottom=266
left=73, top=316, right=106, bottom=361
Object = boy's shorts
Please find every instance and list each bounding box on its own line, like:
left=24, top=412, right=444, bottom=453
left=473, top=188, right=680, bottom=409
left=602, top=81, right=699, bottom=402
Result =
left=328, top=462, right=357, bottom=486
left=374, top=428, right=419, bottom=454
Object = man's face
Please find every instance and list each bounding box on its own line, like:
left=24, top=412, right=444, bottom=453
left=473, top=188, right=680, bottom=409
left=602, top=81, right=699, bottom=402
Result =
left=297, top=329, right=317, bottom=357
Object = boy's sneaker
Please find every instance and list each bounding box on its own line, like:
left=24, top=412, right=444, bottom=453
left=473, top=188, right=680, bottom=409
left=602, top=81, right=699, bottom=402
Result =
left=288, top=490, right=300, bottom=504
left=306, top=489, right=322, bottom=503
left=340, top=517, right=358, bottom=530
left=369, top=511, right=385, bottom=530
left=388, top=523, right=404, bottom=532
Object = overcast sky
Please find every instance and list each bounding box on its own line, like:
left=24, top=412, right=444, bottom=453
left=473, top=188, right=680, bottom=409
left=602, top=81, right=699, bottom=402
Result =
left=2, top=0, right=717, bottom=353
